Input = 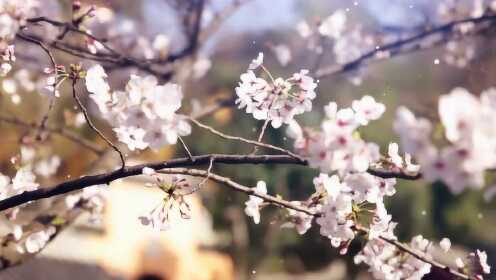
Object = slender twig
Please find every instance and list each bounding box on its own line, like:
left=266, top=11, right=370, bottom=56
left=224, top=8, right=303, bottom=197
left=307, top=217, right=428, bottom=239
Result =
left=256, top=119, right=270, bottom=143
left=71, top=79, right=126, bottom=169
left=0, top=115, right=104, bottom=155
left=178, top=136, right=194, bottom=161
left=190, top=117, right=303, bottom=160
left=251, top=119, right=271, bottom=155
left=15, top=33, right=58, bottom=139
left=190, top=97, right=235, bottom=119
left=179, top=156, right=215, bottom=195
left=198, top=0, right=253, bottom=43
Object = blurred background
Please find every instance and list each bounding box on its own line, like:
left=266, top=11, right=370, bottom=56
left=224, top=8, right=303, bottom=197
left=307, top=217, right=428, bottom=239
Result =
left=0, top=0, right=495, bottom=279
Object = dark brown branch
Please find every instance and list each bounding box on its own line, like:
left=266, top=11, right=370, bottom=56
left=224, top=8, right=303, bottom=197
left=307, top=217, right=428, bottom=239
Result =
left=0, top=153, right=420, bottom=212
left=315, top=14, right=496, bottom=78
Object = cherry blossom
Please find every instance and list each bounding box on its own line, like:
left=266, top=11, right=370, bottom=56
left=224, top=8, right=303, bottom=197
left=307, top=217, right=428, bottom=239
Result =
left=0, top=2, right=493, bottom=278
left=466, top=250, right=491, bottom=278
left=352, top=96, right=386, bottom=126
left=388, top=143, right=403, bottom=168
left=235, top=56, right=317, bottom=128
left=283, top=201, right=313, bottom=235
left=318, top=10, right=347, bottom=39
left=248, top=52, right=263, bottom=70
left=244, top=181, right=267, bottom=224
left=34, top=156, right=61, bottom=178
left=355, top=235, right=432, bottom=280
left=85, top=65, right=191, bottom=151
left=314, top=173, right=395, bottom=253
left=288, top=98, right=384, bottom=175
left=270, top=44, right=292, bottom=66
left=11, top=167, right=39, bottom=194
left=440, top=237, right=451, bottom=252
left=24, top=227, right=56, bottom=254
left=395, top=87, right=496, bottom=193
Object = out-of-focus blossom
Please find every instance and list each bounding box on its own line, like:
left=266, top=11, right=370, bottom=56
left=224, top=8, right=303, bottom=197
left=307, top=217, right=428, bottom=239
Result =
left=395, top=87, right=496, bottom=193
left=248, top=52, right=264, bottom=70
left=244, top=181, right=267, bottom=224
left=270, top=44, right=292, bottom=66
left=318, top=10, right=347, bottom=39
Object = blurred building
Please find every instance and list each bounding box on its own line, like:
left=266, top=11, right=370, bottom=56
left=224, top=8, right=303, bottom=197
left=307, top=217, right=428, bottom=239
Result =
left=0, top=176, right=234, bottom=280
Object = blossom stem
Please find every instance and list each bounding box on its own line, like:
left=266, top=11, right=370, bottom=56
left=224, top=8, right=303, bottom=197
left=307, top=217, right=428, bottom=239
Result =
left=178, top=136, right=194, bottom=161
left=71, top=79, right=126, bottom=169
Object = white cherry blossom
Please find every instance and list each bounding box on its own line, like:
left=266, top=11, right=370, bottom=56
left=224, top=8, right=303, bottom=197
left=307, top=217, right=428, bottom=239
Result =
left=440, top=237, right=451, bottom=252
left=244, top=181, right=267, bottom=224
left=318, top=10, right=347, bottom=39
left=85, top=65, right=191, bottom=151
left=248, top=52, right=264, bottom=70
left=352, top=96, right=385, bottom=126
left=25, top=227, right=56, bottom=254
left=235, top=58, right=317, bottom=128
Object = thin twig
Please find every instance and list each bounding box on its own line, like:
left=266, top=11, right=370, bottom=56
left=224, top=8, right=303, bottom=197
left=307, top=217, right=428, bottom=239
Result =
left=0, top=115, right=104, bottom=155
left=251, top=119, right=270, bottom=154
left=178, top=136, right=194, bottom=161
left=15, top=33, right=58, bottom=139
left=71, top=79, right=126, bottom=169
left=190, top=117, right=303, bottom=160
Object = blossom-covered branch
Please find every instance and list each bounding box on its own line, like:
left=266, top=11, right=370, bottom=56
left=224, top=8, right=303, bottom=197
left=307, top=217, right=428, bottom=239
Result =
left=0, top=152, right=425, bottom=212
left=156, top=168, right=475, bottom=280
left=314, top=14, right=496, bottom=78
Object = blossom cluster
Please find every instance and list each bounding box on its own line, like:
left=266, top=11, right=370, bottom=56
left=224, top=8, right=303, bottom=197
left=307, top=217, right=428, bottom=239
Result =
left=0, top=0, right=38, bottom=76
left=85, top=65, right=191, bottom=151
left=355, top=235, right=433, bottom=280
left=357, top=234, right=491, bottom=280
left=314, top=173, right=397, bottom=254
left=296, top=10, right=377, bottom=85
left=287, top=95, right=385, bottom=175
left=394, top=87, right=496, bottom=193
left=235, top=53, right=317, bottom=128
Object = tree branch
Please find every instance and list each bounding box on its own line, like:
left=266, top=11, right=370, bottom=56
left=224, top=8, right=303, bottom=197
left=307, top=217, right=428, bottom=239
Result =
left=0, top=153, right=421, bottom=212
left=315, top=14, right=496, bottom=78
